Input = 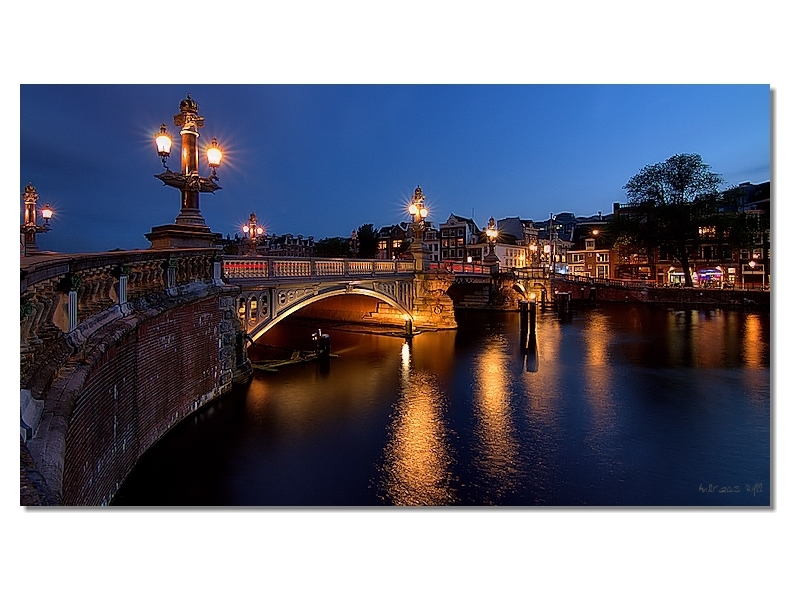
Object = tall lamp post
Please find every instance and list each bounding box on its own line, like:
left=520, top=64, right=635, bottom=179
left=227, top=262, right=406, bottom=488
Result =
left=146, top=94, right=225, bottom=249
left=242, top=212, right=265, bottom=255
left=20, top=184, right=53, bottom=256
left=484, top=216, right=499, bottom=265
left=407, top=186, right=430, bottom=271
left=549, top=213, right=557, bottom=274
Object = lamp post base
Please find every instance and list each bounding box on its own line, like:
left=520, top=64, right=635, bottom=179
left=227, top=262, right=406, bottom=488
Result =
left=145, top=224, right=222, bottom=249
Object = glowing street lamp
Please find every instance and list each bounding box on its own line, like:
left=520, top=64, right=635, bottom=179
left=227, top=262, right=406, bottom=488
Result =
left=408, top=186, right=428, bottom=224
left=484, top=216, right=499, bottom=264
left=20, top=184, right=54, bottom=256
left=242, top=212, right=264, bottom=254
left=407, top=185, right=430, bottom=271
left=155, top=123, right=173, bottom=167
left=151, top=94, right=224, bottom=234
left=529, top=243, right=538, bottom=266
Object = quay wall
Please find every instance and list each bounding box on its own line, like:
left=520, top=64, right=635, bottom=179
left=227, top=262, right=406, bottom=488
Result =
left=552, top=279, right=770, bottom=308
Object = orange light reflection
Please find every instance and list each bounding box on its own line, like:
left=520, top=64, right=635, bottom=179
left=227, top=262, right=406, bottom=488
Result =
left=380, top=343, right=454, bottom=505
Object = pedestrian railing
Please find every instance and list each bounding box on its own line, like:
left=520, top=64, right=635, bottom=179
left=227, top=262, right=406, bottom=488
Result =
left=222, top=256, right=416, bottom=281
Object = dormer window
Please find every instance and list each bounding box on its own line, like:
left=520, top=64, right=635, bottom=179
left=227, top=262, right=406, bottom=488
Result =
left=585, top=239, right=595, bottom=250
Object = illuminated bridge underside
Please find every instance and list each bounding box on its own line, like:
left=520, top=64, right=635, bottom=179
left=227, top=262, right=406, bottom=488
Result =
left=237, top=278, right=415, bottom=342
left=223, top=257, right=422, bottom=342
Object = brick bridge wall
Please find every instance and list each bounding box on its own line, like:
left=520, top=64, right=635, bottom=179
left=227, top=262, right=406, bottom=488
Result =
left=21, top=250, right=252, bottom=506
left=58, top=291, right=238, bottom=505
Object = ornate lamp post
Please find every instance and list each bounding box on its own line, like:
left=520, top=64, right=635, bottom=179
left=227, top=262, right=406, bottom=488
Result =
left=242, top=212, right=265, bottom=255
left=484, top=216, right=499, bottom=264
left=349, top=230, right=359, bottom=258
left=407, top=186, right=430, bottom=271
left=548, top=213, right=557, bottom=274
left=20, top=184, right=53, bottom=256
left=146, top=94, right=225, bottom=249
left=529, top=242, right=538, bottom=267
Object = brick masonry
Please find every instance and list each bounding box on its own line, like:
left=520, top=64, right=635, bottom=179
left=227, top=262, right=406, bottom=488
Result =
left=26, top=284, right=250, bottom=506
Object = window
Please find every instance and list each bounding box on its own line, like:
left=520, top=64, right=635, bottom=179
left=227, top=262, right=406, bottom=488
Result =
left=378, top=240, right=387, bottom=250
left=571, top=253, right=584, bottom=263
left=585, top=239, right=595, bottom=250
left=596, top=265, right=609, bottom=279
left=392, top=240, right=402, bottom=249
left=249, top=297, right=258, bottom=324
left=596, top=253, right=609, bottom=263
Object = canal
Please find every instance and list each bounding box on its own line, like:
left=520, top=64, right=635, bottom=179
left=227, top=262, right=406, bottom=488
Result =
left=113, top=303, right=770, bottom=506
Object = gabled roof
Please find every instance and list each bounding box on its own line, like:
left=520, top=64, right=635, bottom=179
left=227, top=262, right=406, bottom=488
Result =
left=443, top=214, right=480, bottom=232
left=496, top=217, right=526, bottom=240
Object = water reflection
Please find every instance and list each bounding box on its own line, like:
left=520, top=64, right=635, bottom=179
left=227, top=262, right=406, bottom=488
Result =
left=580, top=313, right=616, bottom=460
left=743, top=314, right=766, bottom=369
left=472, top=337, right=521, bottom=503
left=115, top=307, right=770, bottom=506
left=523, top=318, right=562, bottom=419
left=379, top=342, right=455, bottom=505
left=581, top=313, right=614, bottom=427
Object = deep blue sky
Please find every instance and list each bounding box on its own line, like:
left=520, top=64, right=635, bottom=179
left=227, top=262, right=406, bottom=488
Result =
left=20, top=84, right=769, bottom=253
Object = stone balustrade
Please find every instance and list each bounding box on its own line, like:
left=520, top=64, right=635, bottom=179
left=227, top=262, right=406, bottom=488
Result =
left=20, top=249, right=219, bottom=393
left=222, top=257, right=416, bottom=280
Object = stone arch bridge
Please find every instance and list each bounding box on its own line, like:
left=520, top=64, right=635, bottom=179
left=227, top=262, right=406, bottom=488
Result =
left=223, top=257, right=471, bottom=340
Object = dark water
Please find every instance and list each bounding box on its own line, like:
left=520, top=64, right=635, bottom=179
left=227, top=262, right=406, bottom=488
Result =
left=113, top=304, right=770, bottom=506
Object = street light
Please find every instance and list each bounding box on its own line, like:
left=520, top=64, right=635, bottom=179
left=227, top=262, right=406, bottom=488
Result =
left=20, top=184, right=54, bottom=256
left=407, top=185, right=429, bottom=271
left=529, top=243, right=538, bottom=267
left=408, top=186, right=428, bottom=223
left=484, top=216, right=499, bottom=264
left=241, top=212, right=265, bottom=255
left=150, top=94, right=224, bottom=238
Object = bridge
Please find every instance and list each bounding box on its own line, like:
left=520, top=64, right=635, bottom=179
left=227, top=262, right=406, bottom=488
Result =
left=20, top=243, right=564, bottom=505
left=223, top=256, right=495, bottom=339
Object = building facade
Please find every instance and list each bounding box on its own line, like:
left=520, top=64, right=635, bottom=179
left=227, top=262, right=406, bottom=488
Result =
left=439, top=214, right=480, bottom=262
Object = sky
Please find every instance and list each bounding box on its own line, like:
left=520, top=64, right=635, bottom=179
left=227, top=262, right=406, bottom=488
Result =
left=19, top=84, right=770, bottom=253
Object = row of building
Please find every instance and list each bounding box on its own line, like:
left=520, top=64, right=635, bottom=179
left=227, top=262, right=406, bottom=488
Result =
left=230, top=181, right=770, bottom=288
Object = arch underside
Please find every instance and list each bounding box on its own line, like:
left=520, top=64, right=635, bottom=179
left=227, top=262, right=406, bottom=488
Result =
left=510, top=280, right=550, bottom=300
left=243, top=285, right=412, bottom=343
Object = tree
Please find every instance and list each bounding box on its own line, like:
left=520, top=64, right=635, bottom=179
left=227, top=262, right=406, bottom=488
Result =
left=314, top=237, right=350, bottom=258
left=356, top=223, right=379, bottom=259
left=620, top=153, right=722, bottom=286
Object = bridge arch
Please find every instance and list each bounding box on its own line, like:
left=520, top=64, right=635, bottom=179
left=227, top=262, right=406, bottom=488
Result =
left=244, top=285, right=413, bottom=343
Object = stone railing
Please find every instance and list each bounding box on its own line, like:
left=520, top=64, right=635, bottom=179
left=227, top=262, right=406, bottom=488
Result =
left=20, top=248, right=222, bottom=393
left=222, top=257, right=416, bottom=281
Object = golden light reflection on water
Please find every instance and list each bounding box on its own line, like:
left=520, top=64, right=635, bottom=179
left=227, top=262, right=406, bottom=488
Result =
left=581, top=314, right=615, bottom=441
left=472, top=338, right=520, bottom=501
left=380, top=342, right=455, bottom=505
left=743, top=314, right=766, bottom=369
left=523, top=318, right=561, bottom=419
